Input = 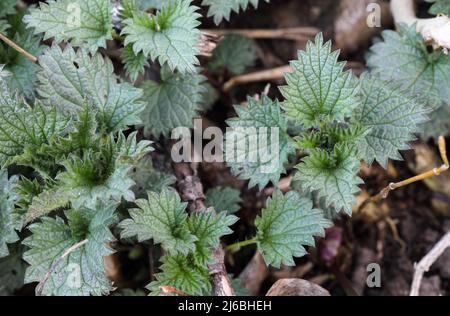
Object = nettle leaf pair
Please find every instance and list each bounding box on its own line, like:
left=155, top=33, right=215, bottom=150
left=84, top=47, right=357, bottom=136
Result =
left=225, top=33, right=429, bottom=218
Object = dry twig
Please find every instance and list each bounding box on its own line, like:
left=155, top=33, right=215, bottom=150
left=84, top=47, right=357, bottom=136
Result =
left=360, top=136, right=449, bottom=211
left=0, top=32, right=38, bottom=63
left=410, top=231, right=450, bottom=296
left=200, top=27, right=319, bottom=41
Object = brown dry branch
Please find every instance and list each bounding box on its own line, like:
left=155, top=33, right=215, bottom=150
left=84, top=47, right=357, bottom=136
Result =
left=360, top=136, right=449, bottom=212
left=200, top=27, right=319, bottom=41
left=223, top=65, right=291, bottom=92
left=410, top=231, right=450, bottom=296
left=36, top=239, right=89, bottom=296
left=223, top=61, right=366, bottom=91
left=0, top=32, right=38, bottom=63
left=172, top=161, right=235, bottom=296
left=197, top=32, right=223, bottom=57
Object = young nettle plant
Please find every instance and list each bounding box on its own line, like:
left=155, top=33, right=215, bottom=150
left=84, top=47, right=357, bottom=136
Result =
left=222, top=33, right=430, bottom=265
left=0, top=0, right=445, bottom=297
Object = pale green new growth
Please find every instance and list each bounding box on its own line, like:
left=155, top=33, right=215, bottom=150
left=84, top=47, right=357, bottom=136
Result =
left=202, top=0, right=270, bottom=25
left=280, top=33, right=359, bottom=128
left=140, top=67, right=206, bottom=137
left=205, top=186, right=242, bottom=214
left=122, top=0, right=201, bottom=74
left=24, top=0, right=112, bottom=52
left=0, top=79, right=68, bottom=168
left=122, top=45, right=149, bottom=82
left=22, top=200, right=118, bottom=296
left=255, top=190, right=331, bottom=268
left=148, top=254, right=211, bottom=295
left=295, top=146, right=363, bottom=216
left=226, top=95, right=294, bottom=190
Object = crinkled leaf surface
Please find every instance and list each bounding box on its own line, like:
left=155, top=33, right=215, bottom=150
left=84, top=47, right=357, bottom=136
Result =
left=354, top=74, right=429, bottom=167
left=295, top=146, right=363, bottom=215
left=226, top=95, right=294, bottom=190
left=426, top=0, right=450, bottom=15
left=140, top=67, right=205, bottom=137
left=280, top=33, right=359, bottom=128
left=120, top=188, right=197, bottom=255
left=37, top=45, right=144, bottom=133
left=24, top=0, right=112, bottom=52
left=255, top=190, right=331, bottom=268
left=122, top=0, right=201, bottom=74
left=22, top=200, right=118, bottom=296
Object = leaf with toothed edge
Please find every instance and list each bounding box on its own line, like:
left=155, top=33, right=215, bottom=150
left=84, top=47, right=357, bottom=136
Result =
left=255, top=190, right=331, bottom=268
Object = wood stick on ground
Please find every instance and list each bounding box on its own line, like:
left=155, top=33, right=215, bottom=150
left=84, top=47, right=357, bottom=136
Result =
left=360, top=136, right=449, bottom=211
left=223, top=65, right=291, bottom=92
left=160, top=286, right=191, bottom=296
left=410, top=231, right=450, bottom=296
left=172, top=161, right=235, bottom=296
left=36, top=239, right=89, bottom=296
left=0, top=32, right=38, bottom=63
left=223, top=61, right=365, bottom=92
left=200, top=27, right=319, bottom=41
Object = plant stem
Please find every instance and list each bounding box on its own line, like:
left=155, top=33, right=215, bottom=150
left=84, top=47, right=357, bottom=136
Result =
left=225, top=238, right=258, bottom=252
left=0, top=32, right=38, bottom=63
left=360, top=136, right=449, bottom=211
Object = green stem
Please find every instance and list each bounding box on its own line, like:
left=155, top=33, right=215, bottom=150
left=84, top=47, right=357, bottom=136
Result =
left=224, top=238, right=258, bottom=252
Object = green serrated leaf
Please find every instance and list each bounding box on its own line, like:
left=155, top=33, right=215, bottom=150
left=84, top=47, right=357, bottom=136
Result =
left=367, top=24, right=450, bottom=138
left=226, top=95, right=294, bottom=190
left=0, top=80, right=69, bottom=168
left=354, top=74, right=430, bottom=168
left=255, top=190, right=331, bottom=268
left=122, top=0, right=201, bottom=74
left=140, top=67, right=206, bottom=137
left=202, top=0, right=270, bottom=25
left=205, top=186, right=242, bottom=214
left=426, top=0, right=450, bottom=15
left=187, top=210, right=238, bottom=265
left=37, top=45, right=144, bottom=133
left=22, top=199, right=117, bottom=296
left=0, top=170, right=19, bottom=258
left=209, top=34, right=256, bottom=75
left=122, top=44, right=149, bottom=82
left=295, top=145, right=363, bottom=215
left=120, top=188, right=197, bottom=255
left=147, top=253, right=211, bottom=295
left=25, top=189, right=70, bottom=226
left=24, top=0, right=112, bottom=53
left=280, top=33, right=359, bottom=128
